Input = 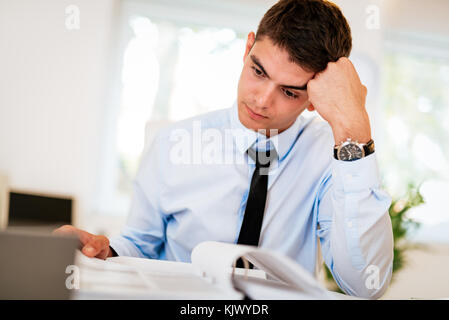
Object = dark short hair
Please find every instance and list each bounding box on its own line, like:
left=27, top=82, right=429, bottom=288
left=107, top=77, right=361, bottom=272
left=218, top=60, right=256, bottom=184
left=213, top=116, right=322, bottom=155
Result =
left=255, top=0, right=352, bottom=73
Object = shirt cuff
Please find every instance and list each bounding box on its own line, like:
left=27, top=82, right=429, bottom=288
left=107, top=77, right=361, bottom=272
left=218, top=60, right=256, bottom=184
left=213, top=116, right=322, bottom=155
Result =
left=332, top=153, right=381, bottom=193
left=109, top=246, right=118, bottom=257
left=109, top=235, right=145, bottom=258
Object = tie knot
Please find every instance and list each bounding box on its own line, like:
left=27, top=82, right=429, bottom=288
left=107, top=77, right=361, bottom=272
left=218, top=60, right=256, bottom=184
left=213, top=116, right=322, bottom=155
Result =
left=247, top=148, right=276, bottom=168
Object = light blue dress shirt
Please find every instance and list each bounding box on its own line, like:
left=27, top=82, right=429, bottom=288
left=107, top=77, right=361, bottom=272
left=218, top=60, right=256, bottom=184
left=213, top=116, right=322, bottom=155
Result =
left=110, top=102, right=394, bottom=299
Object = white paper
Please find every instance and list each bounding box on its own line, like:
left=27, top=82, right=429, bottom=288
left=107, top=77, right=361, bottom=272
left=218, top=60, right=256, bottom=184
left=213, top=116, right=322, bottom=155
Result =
left=74, top=250, right=242, bottom=299
left=191, top=241, right=267, bottom=290
left=192, top=241, right=334, bottom=299
left=74, top=242, right=349, bottom=300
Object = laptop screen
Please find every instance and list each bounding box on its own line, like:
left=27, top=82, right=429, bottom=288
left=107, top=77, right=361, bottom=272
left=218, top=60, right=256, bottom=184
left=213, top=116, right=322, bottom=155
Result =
left=8, top=191, right=72, bottom=226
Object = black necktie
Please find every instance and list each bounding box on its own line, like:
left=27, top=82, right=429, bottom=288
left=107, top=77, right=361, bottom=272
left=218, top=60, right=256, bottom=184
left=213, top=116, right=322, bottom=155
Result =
left=237, top=148, right=275, bottom=246
left=235, top=148, right=275, bottom=269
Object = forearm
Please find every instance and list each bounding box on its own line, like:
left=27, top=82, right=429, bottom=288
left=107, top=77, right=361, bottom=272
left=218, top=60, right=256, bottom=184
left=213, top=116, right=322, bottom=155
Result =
left=319, top=154, right=394, bottom=299
left=329, top=188, right=393, bottom=299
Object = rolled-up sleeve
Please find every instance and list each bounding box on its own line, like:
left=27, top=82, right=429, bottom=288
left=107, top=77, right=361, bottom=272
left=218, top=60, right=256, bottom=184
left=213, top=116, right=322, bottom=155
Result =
left=316, top=153, right=394, bottom=299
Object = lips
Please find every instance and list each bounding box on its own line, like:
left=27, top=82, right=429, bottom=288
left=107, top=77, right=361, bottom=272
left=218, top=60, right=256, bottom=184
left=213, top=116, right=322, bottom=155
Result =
left=245, top=104, right=268, bottom=121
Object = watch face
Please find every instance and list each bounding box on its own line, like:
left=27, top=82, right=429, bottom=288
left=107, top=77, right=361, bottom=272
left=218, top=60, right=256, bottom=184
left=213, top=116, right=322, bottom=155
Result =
left=338, top=143, right=364, bottom=161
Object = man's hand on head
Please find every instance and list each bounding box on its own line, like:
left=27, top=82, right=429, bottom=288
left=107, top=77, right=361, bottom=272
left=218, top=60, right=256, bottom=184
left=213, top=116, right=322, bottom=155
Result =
left=306, top=57, right=372, bottom=145
left=52, top=225, right=114, bottom=260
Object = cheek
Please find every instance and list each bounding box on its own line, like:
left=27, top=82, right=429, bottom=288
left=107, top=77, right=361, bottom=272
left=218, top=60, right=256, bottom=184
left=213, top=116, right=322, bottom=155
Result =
left=237, top=74, right=246, bottom=97
left=277, top=99, right=309, bottom=118
left=292, top=96, right=310, bottom=112
left=238, top=69, right=258, bottom=95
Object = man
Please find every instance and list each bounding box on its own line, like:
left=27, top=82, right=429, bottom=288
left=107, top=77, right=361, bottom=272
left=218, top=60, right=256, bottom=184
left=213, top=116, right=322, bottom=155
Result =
left=55, top=0, right=394, bottom=298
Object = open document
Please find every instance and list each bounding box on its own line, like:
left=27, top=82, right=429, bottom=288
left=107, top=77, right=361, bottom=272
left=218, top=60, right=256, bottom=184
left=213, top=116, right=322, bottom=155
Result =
left=72, top=241, right=359, bottom=300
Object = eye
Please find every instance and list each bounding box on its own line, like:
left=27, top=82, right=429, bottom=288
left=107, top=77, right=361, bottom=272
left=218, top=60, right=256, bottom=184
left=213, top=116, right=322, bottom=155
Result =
left=251, top=66, right=264, bottom=78
left=281, top=88, right=298, bottom=99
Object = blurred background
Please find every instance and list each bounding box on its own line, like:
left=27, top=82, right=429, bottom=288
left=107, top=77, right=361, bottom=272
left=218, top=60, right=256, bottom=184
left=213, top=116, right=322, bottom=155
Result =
left=0, top=0, right=448, bottom=299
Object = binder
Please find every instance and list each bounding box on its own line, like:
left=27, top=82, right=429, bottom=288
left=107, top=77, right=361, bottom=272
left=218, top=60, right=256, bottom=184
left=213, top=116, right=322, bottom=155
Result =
left=73, top=241, right=359, bottom=300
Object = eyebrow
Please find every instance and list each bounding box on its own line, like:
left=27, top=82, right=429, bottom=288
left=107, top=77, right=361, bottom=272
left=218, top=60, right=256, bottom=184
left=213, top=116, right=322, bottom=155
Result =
left=250, top=54, right=308, bottom=91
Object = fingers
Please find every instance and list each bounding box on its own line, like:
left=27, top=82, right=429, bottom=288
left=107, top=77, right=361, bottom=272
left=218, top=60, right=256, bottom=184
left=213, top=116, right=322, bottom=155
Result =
left=82, top=235, right=110, bottom=260
left=52, top=224, right=92, bottom=246
left=53, top=225, right=111, bottom=260
left=52, top=224, right=77, bottom=236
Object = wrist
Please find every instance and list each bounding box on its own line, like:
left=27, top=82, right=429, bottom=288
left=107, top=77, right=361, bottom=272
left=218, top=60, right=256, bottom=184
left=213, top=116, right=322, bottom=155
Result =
left=330, top=115, right=371, bottom=145
left=333, top=130, right=371, bottom=146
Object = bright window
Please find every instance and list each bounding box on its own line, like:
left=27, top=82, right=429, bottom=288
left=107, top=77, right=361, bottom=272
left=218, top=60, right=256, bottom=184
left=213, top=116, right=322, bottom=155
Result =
left=379, top=34, right=449, bottom=241
left=104, top=1, right=253, bottom=215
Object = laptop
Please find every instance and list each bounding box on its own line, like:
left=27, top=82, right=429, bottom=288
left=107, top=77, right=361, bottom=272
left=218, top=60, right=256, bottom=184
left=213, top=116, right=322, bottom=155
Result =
left=6, top=191, right=72, bottom=232
left=0, top=230, right=79, bottom=299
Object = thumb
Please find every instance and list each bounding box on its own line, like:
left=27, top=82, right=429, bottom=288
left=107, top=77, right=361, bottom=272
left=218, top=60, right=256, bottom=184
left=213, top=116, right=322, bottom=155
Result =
left=81, top=235, right=110, bottom=259
left=82, top=241, right=100, bottom=257
left=82, top=237, right=103, bottom=257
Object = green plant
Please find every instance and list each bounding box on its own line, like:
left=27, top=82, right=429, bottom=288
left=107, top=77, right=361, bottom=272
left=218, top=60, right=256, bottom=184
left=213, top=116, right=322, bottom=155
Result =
left=323, top=183, right=424, bottom=292
left=389, top=183, right=424, bottom=273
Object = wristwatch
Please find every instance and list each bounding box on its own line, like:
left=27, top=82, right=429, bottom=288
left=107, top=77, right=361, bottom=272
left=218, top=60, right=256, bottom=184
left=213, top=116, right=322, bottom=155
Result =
left=334, top=138, right=375, bottom=161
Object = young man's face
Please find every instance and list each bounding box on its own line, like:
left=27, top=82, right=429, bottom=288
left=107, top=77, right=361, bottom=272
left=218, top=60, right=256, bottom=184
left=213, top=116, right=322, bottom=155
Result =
left=237, top=32, right=316, bottom=136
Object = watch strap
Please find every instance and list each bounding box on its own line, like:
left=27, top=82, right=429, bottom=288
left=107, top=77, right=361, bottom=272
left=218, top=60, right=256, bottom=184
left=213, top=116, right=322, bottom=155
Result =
left=363, top=139, right=375, bottom=157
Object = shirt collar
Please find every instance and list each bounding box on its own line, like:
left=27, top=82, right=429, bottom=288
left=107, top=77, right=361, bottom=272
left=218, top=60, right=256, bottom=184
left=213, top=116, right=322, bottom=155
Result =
left=229, top=101, right=304, bottom=161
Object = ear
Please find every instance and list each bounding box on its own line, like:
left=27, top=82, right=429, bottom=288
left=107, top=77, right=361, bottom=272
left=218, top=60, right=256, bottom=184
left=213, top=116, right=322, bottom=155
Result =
left=307, top=103, right=315, bottom=112
left=243, top=32, right=256, bottom=62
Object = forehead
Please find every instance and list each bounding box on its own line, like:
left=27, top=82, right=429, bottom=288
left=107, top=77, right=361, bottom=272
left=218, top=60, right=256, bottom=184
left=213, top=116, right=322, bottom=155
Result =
left=250, top=36, right=314, bottom=85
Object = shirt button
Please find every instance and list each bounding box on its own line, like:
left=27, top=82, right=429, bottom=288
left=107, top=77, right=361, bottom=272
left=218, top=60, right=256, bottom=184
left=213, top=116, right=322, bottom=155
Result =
left=347, top=221, right=353, bottom=228
left=345, top=174, right=353, bottom=181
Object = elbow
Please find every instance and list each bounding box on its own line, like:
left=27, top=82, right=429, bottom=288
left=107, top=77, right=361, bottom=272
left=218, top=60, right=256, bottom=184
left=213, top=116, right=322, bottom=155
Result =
left=338, top=262, right=393, bottom=299
left=363, top=262, right=393, bottom=299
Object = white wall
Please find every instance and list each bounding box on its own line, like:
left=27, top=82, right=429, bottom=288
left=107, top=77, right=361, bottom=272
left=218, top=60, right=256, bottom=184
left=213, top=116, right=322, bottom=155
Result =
left=0, top=0, right=120, bottom=226
left=384, top=0, right=449, bottom=37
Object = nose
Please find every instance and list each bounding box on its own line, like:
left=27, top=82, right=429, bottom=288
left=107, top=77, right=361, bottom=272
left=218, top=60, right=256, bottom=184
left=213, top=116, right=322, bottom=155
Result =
left=253, top=82, right=275, bottom=111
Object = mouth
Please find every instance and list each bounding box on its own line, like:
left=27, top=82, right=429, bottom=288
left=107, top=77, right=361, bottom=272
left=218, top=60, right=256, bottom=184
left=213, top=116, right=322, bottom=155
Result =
left=245, top=104, right=268, bottom=121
